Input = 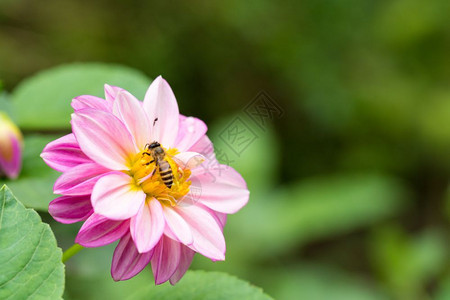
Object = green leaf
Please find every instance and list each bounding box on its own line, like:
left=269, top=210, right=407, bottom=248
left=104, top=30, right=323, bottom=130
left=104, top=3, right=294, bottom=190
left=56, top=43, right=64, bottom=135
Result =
left=0, top=134, right=61, bottom=211
left=226, top=173, right=410, bottom=258
left=263, top=263, right=387, bottom=300
left=11, top=63, right=151, bottom=130
left=0, top=185, right=64, bottom=299
left=128, top=271, right=272, bottom=300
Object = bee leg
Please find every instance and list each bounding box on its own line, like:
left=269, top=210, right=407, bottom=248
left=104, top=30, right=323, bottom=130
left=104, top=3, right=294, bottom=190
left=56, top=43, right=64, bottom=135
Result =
left=144, top=159, right=155, bottom=166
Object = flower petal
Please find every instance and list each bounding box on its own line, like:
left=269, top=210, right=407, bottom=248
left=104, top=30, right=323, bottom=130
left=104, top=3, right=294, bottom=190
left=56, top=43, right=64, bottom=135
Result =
left=76, top=213, right=129, bottom=247
left=92, top=171, right=145, bottom=220
left=130, top=198, right=165, bottom=253
left=71, top=109, right=137, bottom=170
left=169, top=244, right=195, bottom=285
left=113, top=91, right=151, bottom=150
left=143, top=76, right=179, bottom=147
left=53, top=162, right=109, bottom=195
left=41, top=134, right=92, bottom=172
left=48, top=195, right=93, bottom=224
left=190, top=166, right=249, bottom=214
left=71, top=95, right=112, bottom=112
left=151, top=235, right=181, bottom=285
left=188, top=135, right=216, bottom=160
left=175, top=204, right=225, bottom=261
left=174, top=115, right=207, bottom=152
left=214, top=212, right=227, bottom=229
left=173, top=152, right=205, bottom=170
left=111, top=232, right=154, bottom=281
left=104, top=84, right=124, bottom=103
left=162, top=206, right=193, bottom=245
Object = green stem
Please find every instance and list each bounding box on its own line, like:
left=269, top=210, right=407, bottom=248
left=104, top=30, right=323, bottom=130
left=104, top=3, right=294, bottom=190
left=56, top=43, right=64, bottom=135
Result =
left=62, top=243, right=84, bottom=263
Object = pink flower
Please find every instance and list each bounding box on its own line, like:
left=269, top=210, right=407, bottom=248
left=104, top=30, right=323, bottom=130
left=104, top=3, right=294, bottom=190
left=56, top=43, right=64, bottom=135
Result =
left=41, top=76, right=249, bottom=284
left=0, top=112, right=23, bottom=179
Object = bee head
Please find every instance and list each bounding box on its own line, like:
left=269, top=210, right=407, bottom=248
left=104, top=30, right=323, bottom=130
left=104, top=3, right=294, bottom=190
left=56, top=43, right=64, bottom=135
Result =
left=149, top=141, right=160, bottom=149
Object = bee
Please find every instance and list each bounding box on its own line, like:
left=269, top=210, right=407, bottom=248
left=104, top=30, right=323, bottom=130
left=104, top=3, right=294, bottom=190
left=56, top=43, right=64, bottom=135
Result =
left=143, top=142, right=174, bottom=188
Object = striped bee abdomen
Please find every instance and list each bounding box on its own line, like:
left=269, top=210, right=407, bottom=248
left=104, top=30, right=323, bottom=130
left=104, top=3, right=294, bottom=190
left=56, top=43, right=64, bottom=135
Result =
left=158, top=160, right=173, bottom=188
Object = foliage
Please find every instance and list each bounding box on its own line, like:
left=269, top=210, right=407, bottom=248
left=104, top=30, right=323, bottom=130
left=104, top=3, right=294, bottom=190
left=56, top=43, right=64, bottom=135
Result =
left=129, top=271, right=272, bottom=300
left=11, top=63, right=150, bottom=130
left=0, top=185, right=64, bottom=299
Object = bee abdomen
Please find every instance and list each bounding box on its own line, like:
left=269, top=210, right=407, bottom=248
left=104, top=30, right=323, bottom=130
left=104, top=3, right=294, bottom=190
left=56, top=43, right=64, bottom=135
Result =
left=158, top=160, right=173, bottom=188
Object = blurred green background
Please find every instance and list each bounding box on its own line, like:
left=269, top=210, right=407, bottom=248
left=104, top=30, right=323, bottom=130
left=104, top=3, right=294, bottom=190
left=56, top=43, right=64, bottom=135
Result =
left=0, top=0, right=449, bottom=299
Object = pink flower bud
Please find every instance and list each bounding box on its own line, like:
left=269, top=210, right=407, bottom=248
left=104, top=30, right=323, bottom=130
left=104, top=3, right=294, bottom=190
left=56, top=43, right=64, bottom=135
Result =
left=0, top=112, right=23, bottom=179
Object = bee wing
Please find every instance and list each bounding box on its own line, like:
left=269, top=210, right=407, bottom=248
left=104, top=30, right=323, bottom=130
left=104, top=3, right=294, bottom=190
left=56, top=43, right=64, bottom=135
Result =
left=170, top=152, right=205, bottom=170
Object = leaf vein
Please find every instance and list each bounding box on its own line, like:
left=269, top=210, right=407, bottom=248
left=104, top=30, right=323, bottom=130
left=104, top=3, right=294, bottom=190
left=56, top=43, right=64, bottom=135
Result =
left=0, top=227, right=45, bottom=290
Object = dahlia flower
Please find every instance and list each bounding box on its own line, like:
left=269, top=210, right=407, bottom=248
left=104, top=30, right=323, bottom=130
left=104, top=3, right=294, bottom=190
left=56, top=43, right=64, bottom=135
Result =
left=41, top=77, right=249, bottom=284
left=0, top=112, right=23, bottom=179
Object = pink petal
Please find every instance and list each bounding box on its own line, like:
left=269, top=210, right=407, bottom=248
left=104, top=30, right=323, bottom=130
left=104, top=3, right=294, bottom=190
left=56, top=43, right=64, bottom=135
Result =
left=71, top=109, right=137, bottom=170
left=169, top=244, right=195, bottom=285
left=48, top=195, right=93, bottom=224
left=190, top=166, right=249, bottom=214
left=188, top=135, right=216, bottom=160
left=111, top=232, right=154, bottom=281
left=162, top=206, right=193, bottom=245
left=130, top=198, right=165, bottom=253
left=104, top=84, right=124, bottom=103
left=75, top=213, right=130, bottom=247
left=151, top=235, right=181, bottom=285
left=174, top=115, right=207, bottom=152
left=209, top=165, right=248, bottom=187
left=214, top=212, right=227, bottom=229
left=41, top=134, right=92, bottom=172
left=92, top=171, right=146, bottom=220
left=175, top=204, right=225, bottom=261
left=162, top=226, right=178, bottom=242
left=143, top=76, right=179, bottom=147
left=176, top=189, right=202, bottom=208
left=173, top=152, right=205, bottom=170
left=53, top=162, right=109, bottom=195
left=113, top=91, right=151, bottom=150
left=71, top=95, right=112, bottom=112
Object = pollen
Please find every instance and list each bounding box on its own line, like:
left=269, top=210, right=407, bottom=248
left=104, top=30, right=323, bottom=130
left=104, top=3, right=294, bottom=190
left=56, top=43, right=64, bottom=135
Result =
left=128, top=147, right=192, bottom=206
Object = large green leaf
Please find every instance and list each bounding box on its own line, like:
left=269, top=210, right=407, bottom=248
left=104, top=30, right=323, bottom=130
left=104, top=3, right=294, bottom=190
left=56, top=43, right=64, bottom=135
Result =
left=128, top=271, right=272, bottom=300
left=261, top=263, right=388, bottom=300
left=11, top=63, right=151, bottom=130
left=222, top=173, right=409, bottom=259
left=0, top=185, right=64, bottom=299
left=0, top=134, right=61, bottom=211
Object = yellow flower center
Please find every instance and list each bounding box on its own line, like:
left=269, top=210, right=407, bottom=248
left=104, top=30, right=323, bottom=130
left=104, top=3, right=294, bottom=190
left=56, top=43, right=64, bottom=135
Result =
left=128, top=147, right=191, bottom=206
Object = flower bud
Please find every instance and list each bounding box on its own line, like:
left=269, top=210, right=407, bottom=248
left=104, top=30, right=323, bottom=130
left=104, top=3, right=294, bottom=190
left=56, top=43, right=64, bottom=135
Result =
left=0, top=112, right=23, bottom=179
